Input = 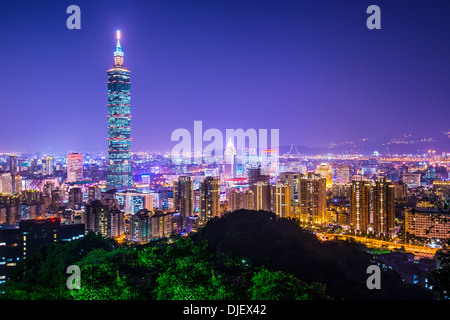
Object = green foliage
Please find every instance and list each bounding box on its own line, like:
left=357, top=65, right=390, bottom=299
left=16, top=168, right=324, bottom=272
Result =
left=248, top=267, right=330, bottom=300
left=192, top=209, right=434, bottom=300
left=70, top=261, right=137, bottom=300
left=154, top=237, right=231, bottom=300
left=1, top=232, right=114, bottom=300
left=428, top=250, right=450, bottom=300
left=2, top=210, right=440, bottom=300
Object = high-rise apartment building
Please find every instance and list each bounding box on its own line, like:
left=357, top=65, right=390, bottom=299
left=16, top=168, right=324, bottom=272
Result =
left=227, top=189, right=254, bottom=212
left=173, top=176, right=194, bottom=221
left=271, top=183, right=291, bottom=218
left=130, top=209, right=151, bottom=243
left=68, top=187, right=83, bottom=210
left=279, top=172, right=301, bottom=203
left=252, top=181, right=271, bottom=211
left=299, top=172, right=327, bottom=225
left=199, top=176, right=220, bottom=224
left=248, top=166, right=270, bottom=186
left=373, top=176, right=395, bottom=238
left=83, top=200, right=111, bottom=238
left=106, top=31, right=133, bottom=190
left=88, top=185, right=102, bottom=202
left=349, top=175, right=371, bottom=235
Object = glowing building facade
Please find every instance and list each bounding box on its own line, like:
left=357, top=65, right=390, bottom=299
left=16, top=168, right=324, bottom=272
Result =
left=67, top=153, right=83, bottom=182
left=349, top=175, right=371, bottom=235
left=199, top=176, right=220, bottom=224
left=107, top=31, right=133, bottom=190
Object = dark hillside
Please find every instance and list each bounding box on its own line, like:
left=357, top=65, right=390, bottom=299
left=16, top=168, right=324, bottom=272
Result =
left=192, top=210, right=433, bottom=300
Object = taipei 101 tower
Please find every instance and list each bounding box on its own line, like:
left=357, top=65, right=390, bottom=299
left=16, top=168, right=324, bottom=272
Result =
left=106, top=30, right=133, bottom=190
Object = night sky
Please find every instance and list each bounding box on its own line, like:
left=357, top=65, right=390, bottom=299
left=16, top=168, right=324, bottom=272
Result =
left=1, top=0, right=449, bottom=153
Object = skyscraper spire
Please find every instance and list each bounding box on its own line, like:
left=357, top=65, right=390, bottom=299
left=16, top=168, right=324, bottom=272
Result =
left=114, top=30, right=124, bottom=67
left=116, top=30, right=121, bottom=47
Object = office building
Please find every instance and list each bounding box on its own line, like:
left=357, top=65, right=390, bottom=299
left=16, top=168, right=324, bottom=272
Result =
left=333, top=164, right=350, bottom=184
left=116, top=191, right=151, bottom=215
left=9, top=155, right=17, bottom=175
left=316, top=163, right=332, bottom=189
left=0, top=219, right=84, bottom=283
left=42, top=157, right=54, bottom=176
left=106, top=30, right=133, bottom=190
left=67, top=153, right=83, bottom=182
left=405, top=208, right=450, bottom=240
left=403, top=173, right=421, bottom=188
left=224, top=139, right=236, bottom=179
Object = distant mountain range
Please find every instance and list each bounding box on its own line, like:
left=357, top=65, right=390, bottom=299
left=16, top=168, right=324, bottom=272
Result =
left=281, top=132, right=450, bottom=156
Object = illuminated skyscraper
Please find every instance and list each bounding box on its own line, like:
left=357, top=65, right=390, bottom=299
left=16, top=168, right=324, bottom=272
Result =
left=9, top=155, right=17, bottom=175
left=224, top=139, right=236, bottom=179
left=130, top=209, right=151, bottom=243
left=373, top=176, right=395, bottom=239
left=316, top=163, right=332, bottom=189
left=271, top=183, right=291, bottom=218
left=252, top=181, right=271, bottom=211
left=107, top=30, right=133, bottom=190
left=67, top=153, right=83, bottom=182
left=333, top=164, right=350, bottom=184
left=199, top=176, right=220, bottom=224
left=9, top=155, right=17, bottom=193
left=349, top=175, right=371, bottom=235
left=227, top=189, right=254, bottom=212
left=173, top=176, right=194, bottom=221
left=299, top=172, right=326, bottom=225
left=279, top=172, right=301, bottom=203
left=42, top=157, right=54, bottom=175
left=83, top=200, right=111, bottom=238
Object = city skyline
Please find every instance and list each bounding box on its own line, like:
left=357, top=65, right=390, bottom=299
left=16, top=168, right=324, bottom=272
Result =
left=1, top=0, right=450, bottom=154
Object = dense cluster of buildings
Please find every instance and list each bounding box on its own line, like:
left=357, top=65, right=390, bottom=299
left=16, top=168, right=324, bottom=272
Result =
left=1, top=31, right=450, bottom=287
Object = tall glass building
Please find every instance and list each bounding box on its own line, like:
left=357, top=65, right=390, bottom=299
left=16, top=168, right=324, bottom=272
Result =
left=106, top=31, right=133, bottom=190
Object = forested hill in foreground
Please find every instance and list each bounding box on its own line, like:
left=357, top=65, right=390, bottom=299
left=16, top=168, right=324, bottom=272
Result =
left=192, top=210, right=433, bottom=300
left=0, top=210, right=434, bottom=300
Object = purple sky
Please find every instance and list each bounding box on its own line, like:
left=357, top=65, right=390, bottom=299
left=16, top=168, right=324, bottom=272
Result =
left=1, top=0, right=450, bottom=153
